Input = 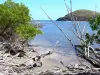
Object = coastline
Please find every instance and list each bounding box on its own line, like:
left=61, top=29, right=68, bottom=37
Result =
left=0, top=45, right=97, bottom=75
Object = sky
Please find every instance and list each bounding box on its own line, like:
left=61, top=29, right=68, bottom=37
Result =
left=0, top=0, right=100, bottom=20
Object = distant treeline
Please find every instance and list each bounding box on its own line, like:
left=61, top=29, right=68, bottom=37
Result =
left=57, top=9, right=100, bottom=21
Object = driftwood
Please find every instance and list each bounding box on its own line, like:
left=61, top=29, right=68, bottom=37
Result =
left=41, top=51, right=53, bottom=58
left=75, top=45, right=100, bottom=67
left=19, top=51, right=52, bottom=68
left=1, top=42, right=26, bottom=56
left=38, top=67, right=100, bottom=75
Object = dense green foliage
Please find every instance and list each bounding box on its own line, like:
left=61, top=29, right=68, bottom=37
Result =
left=88, top=15, right=100, bottom=44
left=82, top=15, right=100, bottom=47
left=16, top=24, right=42, bottom=40
left=85, top=33, right=95, bottom=45
left=57, top=9, right=100, bottom=21
left=80, top=15, right=100, bottom=47
left=89, top=15, right=100, bottom=30
left=0, top=0, right=42, bottom=41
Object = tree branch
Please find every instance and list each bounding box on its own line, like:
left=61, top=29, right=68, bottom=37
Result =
left=40, top=6, right=74, bottom=46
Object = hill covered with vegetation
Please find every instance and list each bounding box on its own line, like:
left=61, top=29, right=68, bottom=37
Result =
left=57, top=9, right=100, bottom=21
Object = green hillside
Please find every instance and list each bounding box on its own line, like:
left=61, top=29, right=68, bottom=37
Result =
left=57, top=9, right=100, bottom=21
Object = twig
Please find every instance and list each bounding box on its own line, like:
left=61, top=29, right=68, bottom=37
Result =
left=64, top=0, right=85, bottom=40
left=64, top=0, right=81, bottom=37
left=82, top=24, right=86, bottom=38
left=71, top=29, right=85, bottom=43
left=64, top=0, right=71, bottom=17
left=53, top=38, right=61, bottom=51
left=64, top=0, right=73, bottom=21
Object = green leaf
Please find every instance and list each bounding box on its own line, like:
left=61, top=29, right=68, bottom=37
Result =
left=85, top=33, right=90, bottom=39
left=89, top=15, right=100, bottom=30
left=97, top=30, right=100, bottom=35
left=0, top=0, right=42, bottom=41
left=16, top=24, right=42, bottom=40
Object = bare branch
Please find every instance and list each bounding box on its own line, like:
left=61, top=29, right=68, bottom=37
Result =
left=71, top=29, right=85, bottom=44
left=82, top=24, right=86, bottom=38
left=70, top=0, right=72, bottom=16
left=64, top=0, right=79, bottom=35
left=53, top=38, right=61, bottom=51
left=40, top=6, right=74, bottom=46
left=64, top=0, right=86, bottom=44
left=64, top=0, right=73, bottom=20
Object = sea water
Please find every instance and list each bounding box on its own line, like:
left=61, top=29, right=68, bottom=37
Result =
left=30, top=20, right=93, bottom=55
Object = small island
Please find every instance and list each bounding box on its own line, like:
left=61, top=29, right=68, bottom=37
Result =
left=57, top=9, right=100, bottom=21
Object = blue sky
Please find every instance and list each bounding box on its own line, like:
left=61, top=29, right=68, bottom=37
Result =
left=0, top=0, right=100, bottom=20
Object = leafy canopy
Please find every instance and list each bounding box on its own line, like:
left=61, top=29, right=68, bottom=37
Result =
left=0, top=0, right=31, bottom=29
left=0, top=0, right=42, bottom=41
left=89, top=15, right=100, bottom=44
left=89, top=15, right=100, bottom=30
left=16, top=24, right=42, bottom=40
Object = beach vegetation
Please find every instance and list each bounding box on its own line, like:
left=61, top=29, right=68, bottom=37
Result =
left=0, top=0, right=42, bottom=42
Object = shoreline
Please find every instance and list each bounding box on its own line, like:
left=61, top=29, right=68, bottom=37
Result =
left=0, top=45, right=98, bottom=74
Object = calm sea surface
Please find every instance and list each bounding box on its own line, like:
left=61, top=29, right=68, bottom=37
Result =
left=30, top=20, right=93, bottom=55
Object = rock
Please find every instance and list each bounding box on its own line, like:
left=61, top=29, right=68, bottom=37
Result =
left=33, top=63, right=37, bottom=67
left=3, top=43, right=11, bottom=53
left=10, top=49, right=18, bottom=55
left=24, top=56, right=42, bottom=68
left=17, top=51, right=26, bottom=57
left=19, top=64, right=26, bottom=67
left=32, top=56, right=41, bottom=61
left=0, top=58, right=3, bottom=60
left=32, top=57, right=35, bottom=61
left=36, top=56, right=41, bottom=61
left=32, top=49, right=36, bottom=52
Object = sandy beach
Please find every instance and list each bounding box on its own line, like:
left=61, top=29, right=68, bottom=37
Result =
left=0, top=45, right=97, bottom=75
